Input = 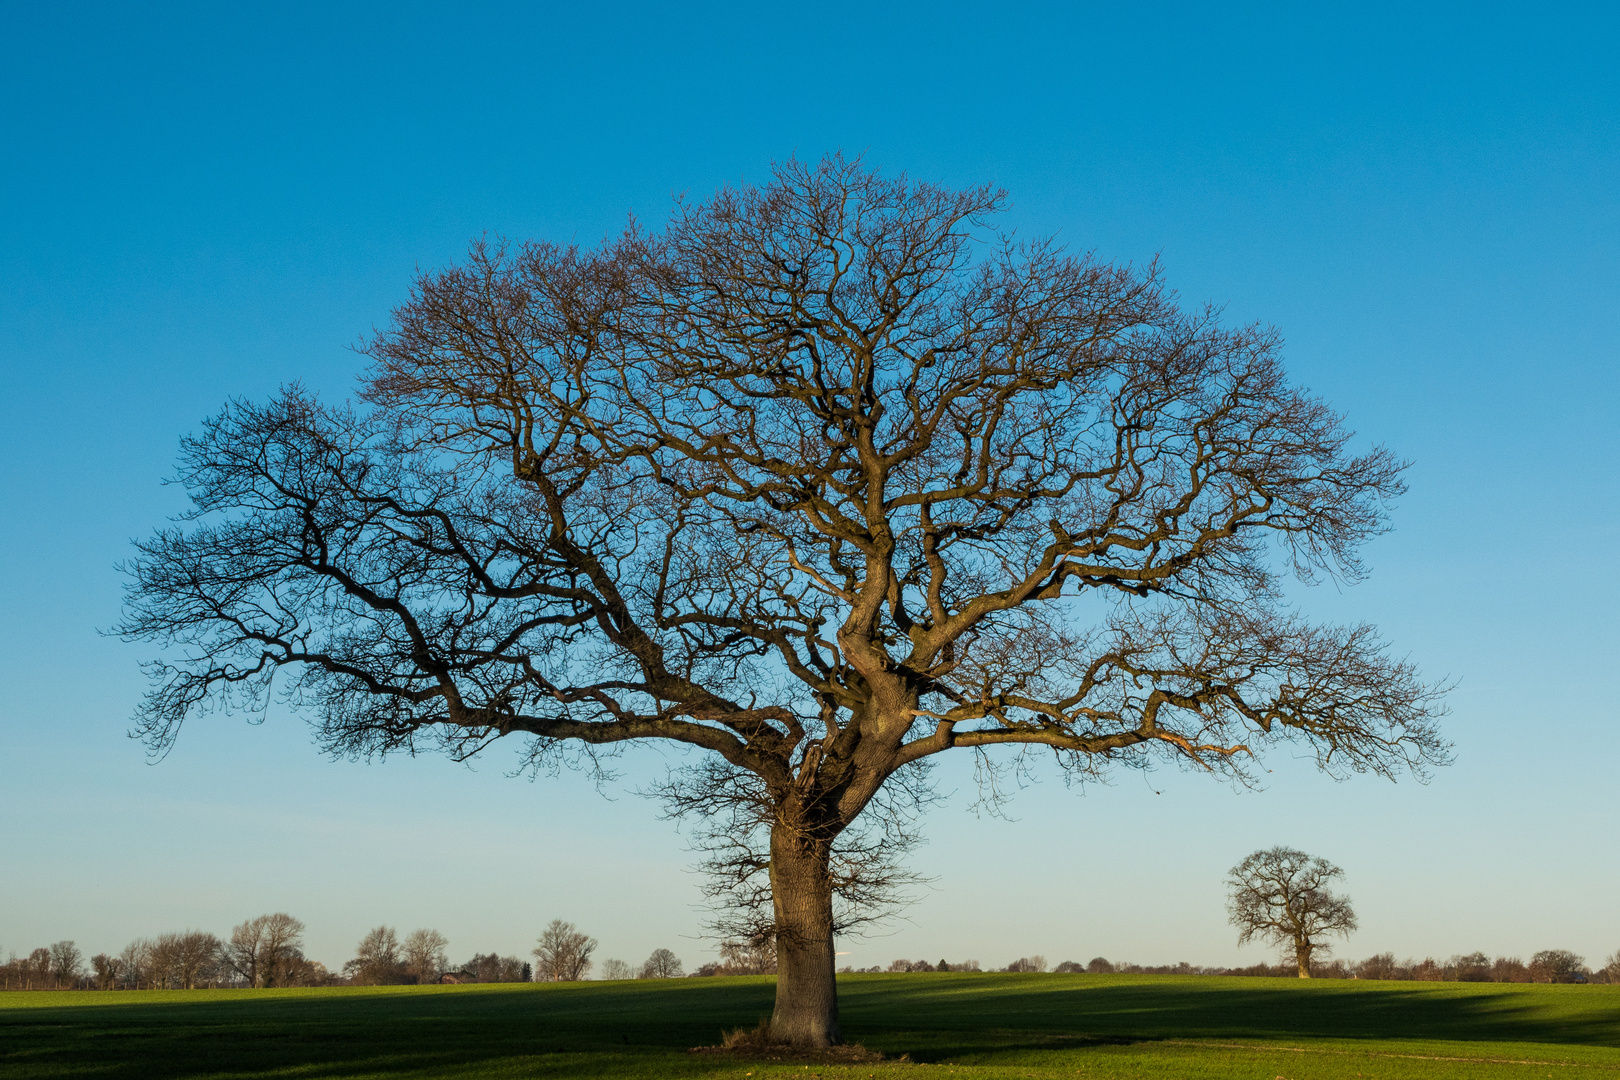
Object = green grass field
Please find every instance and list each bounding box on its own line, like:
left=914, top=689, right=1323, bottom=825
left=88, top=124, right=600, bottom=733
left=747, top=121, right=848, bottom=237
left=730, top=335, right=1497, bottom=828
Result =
left=4, top=973, right=1619, bottom=1079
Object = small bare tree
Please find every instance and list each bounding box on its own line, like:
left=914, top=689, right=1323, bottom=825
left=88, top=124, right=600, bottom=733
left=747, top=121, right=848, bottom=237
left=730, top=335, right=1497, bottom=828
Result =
left=599, top=958, right=632, bottom=980
left=119, top=156, right=1448, bottom=1044
left=532, top=920, right=595, bottom=981
left=25, top=948, right=51, bottom=990
left=1228, top=846, right=1356, bottom=977
left=348, top=925, right=406, bottom=985
left=118, top=939, right=152, bottom=990
left=1452, top=951, right=1491, bottom=981
left=639, top=948, right=684, bottom=978
left=402, top=929, right=449, bottom=984
left=718, top=936, right=777, bottom=975
left=1355, top=952, right=1399, bottom=980
left=1492, top=956, right=1530, bottom=982
left=148, top=934, right=182, bottom=989
left=226, top=913, right=306, bottom=988
left=90, top=953, right=121, bottom=990
left=171, top=931, right=223, bottom=989
left=1528, top=949, right=1585, bottom=984
left=48, top=941, right=84, bottom=989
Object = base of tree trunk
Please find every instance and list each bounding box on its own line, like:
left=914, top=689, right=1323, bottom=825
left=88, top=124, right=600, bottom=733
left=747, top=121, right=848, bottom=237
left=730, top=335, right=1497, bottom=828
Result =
left=767, top=830, right=843, bottom=1047
left=690, top=1022, right=886, bottom=1065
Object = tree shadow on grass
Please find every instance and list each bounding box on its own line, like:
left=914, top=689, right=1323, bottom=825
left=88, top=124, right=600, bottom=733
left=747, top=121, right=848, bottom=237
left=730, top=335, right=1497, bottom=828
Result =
left=0, top=981, right=778, bottom=1080
left=837, top=974, right=1620, bottom=1055
left=872, top=1029, right=1156, bottom=1065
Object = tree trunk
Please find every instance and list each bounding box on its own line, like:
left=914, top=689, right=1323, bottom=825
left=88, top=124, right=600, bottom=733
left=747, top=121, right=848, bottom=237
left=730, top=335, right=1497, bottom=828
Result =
left=1296, top=940, right=1312, bottom=978
left=767, top=825, right=841, bottom=1047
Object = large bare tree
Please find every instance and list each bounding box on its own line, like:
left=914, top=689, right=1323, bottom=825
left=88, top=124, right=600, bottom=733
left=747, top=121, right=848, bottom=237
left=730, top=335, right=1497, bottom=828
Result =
left=1227, top=846, right=1357, bottom=977
left=120, top=156, right=1446, bottom=1045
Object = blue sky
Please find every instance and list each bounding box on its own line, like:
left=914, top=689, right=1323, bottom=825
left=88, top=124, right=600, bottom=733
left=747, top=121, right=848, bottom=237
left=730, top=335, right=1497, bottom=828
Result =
left=2, top=2, right=1617, bottom=974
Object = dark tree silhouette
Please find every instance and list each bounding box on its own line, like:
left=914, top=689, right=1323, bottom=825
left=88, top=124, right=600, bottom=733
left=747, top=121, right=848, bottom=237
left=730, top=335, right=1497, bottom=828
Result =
left=1228, top=846, right=1357, bottom=977
left=532, top=920, right=595, bottom=981
left=639, top=948, right=684, bottom=979
left=717, top=936, right=777, bottom=974
left=402, top=929, right=449, bottom=984
left=225, top=913, right=306, bottom=989
left=47, top=941, right=84, bottom=989
left=119, top=155, right=1447, bottom=1045
left=1528, top=949, right=1586, bottom=983
left=346, top=925, right=406, bottom=985
left=90, top=953, right=120, bottom=991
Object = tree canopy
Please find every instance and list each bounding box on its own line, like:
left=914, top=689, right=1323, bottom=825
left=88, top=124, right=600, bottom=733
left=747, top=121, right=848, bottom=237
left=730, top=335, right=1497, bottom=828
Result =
left=120, top=154, right=1447, bottom=1044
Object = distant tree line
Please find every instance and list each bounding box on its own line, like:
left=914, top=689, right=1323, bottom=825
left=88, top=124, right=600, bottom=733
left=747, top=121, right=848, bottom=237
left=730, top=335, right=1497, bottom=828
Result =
left=689, top=937, right=778, bottom=978
left=339, top=925, right=534, bottom=986
left=840, top=950, right=1620, bottom=984
left=11, top=918, right=1612, bottom=990
left=841, top=958, right=984, bottom=974
left=1, top=915, right=325, bottom=991
left=1, top=917, right=688, bottom=991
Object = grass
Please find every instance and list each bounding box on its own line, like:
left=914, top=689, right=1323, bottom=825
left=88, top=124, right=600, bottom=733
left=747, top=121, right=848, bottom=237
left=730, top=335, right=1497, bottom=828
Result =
left=4, top=972, right=1620, bottom=1079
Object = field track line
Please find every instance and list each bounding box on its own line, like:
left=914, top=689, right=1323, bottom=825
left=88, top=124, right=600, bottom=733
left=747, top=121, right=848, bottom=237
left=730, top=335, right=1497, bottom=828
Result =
left=1161, top=1040, right=1620, bottom=1069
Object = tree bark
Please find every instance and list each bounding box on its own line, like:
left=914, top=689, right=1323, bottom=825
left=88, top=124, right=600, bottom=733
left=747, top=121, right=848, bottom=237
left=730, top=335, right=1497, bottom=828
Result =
left=1296, top=940, right=1312, bottom=979
left=767, top=825, right=841, bottom=1047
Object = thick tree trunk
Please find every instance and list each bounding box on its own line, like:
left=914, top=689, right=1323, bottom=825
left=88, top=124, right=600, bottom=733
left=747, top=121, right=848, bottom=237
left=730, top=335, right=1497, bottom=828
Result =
left=767, top=825, right=841, bottom=1047
left=1296, top=940, right=1312, bottom=978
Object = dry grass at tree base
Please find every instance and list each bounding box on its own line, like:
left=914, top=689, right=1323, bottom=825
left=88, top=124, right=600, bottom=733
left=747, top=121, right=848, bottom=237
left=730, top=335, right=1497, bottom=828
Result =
left=4, top=972, right=1620, bottom=1079
left=689, top=1019, right=889, bottom=1064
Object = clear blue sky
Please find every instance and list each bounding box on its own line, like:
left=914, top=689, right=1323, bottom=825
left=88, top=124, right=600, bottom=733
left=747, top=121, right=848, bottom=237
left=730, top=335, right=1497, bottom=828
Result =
left=2, top=2, right=1616, bottom=974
